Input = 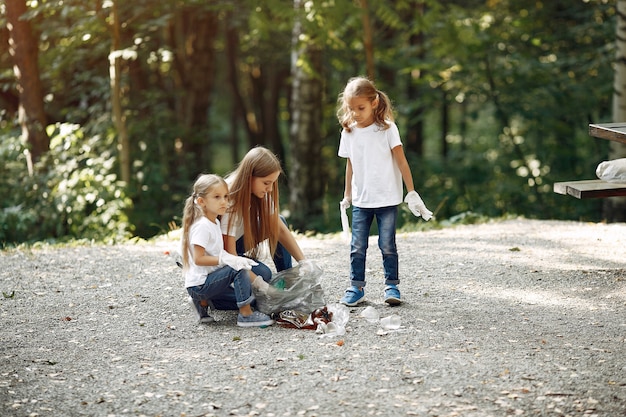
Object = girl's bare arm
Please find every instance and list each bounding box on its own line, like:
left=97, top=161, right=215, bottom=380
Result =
left=222, top=234, right=237, bottom=255
left=192, top=244, right=220, bottom=266
left=278, top=220, right=305, bottom=262
left=392, top=145, right=415, bottom=192
left=344, top=158, right=353, bottom=199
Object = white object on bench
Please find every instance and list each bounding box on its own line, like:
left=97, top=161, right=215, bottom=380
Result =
left=596, top=158, right=626, bottom=183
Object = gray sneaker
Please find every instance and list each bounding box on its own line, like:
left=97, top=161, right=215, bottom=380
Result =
left=188, top=297, right=215, bottom=324
left=237, top=311, right=274, bottom=327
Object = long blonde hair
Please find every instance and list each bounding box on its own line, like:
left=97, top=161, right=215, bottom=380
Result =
left=225, top=146, right=282, bottom=259
left=337, top=76, right=394, bottom=133
left=181, top=174, right=227, bottom=270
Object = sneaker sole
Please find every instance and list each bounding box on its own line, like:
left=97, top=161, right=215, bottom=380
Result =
left=237, top=319, right=275, bottom=328
left=198, top=316, right=215, bottom=324
left=384, top=296, right=402, bottom=306
left=189, top=297, right=213, bottom=323
left=339, top=296, right=366, bottom=307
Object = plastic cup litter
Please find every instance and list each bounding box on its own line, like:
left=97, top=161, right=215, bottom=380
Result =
left=317, top=321, right=346, bottom=338
left=325, top=322, right=345, bottom=335
left=380, top=314, right=401, bottom=330
left=360, top=306, right=379, bottom=323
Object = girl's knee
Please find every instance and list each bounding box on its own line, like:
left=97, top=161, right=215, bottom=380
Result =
left=252, top=263, right=272, bottom=282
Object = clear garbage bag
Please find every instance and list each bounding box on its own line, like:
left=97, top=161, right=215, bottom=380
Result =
left=596, top=158, right=626, bottom=183
left=255, top=262, right=326, bottom=315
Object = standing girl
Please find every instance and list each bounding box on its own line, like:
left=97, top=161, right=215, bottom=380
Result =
left=337, top=76, right=432, bottom=307
left=181, top=173, right=274, bottom=327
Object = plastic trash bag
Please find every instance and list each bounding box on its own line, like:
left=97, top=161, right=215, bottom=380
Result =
left=340, top=204, right=351, bottom=243
left=596, top=158, right=626, bottom=183
left=255, top=262, right=326, bottom=315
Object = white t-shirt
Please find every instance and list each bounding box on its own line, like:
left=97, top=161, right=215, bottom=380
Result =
left=338, top=121, right=404, bottom=208
left=220, top=210, right=244, bottom=240
left=220, top=175, right=245, bottom=240
left=184, top=216, right=224, bottom=288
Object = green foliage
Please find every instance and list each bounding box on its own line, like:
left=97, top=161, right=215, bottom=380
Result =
left=0, top=0, right=619, bottom=245
left=26, top=0, right=111, bottom=126
left=125, top=114, right=197, bottom=238
left=391, top=0, right=613, bottom=224
left=0, top=124, right=132, bottom=246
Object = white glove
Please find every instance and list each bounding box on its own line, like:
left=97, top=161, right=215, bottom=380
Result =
left=339, top=198, right=351, bottom=210
left=219, top=250, right=258, bottom=271
left=404, top=191, right=433, bottom=221
left=252, top=276, right=269, bottom=293
left=298, top=259, right=321, bottom=276
left=252, top=276, right=280, bottom=296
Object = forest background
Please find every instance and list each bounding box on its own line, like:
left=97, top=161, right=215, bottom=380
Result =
left=1, top=0, right=624, bottom=246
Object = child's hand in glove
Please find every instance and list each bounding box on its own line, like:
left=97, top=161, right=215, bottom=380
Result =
left=298, top=259, right=321, bottom=276
left=219, top=250, right=258, bottom=271
left=404, top=190, right=433, bottom=221
left=252, top=276, right=280, bottom=296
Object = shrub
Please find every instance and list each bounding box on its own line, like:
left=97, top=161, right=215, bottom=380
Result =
left=0, top=123, right=133, bottom=246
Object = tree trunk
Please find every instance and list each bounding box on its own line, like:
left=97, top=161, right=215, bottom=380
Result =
left=359, top=0, right=375, bottom=80
left=441, top=89, right=449, bottom=158
left=108, top=0, right=131, bottom=185
left=405, top=4, right=426, bottom=156
left=251, top=63, right=287, bottom=161
left=225, top=16, right=243, bottom=163
left=224, top=11, right=288, bottom=164
left=168, top=7, right=218, bottom=172
left=6, top=0, right=49, bottom=168
left=605, top=0, right=626, bottom=222
left=289, top=0, right=324, bottom=231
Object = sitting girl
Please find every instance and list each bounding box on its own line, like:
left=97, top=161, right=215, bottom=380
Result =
left=181, top=173, right=274, bottom=327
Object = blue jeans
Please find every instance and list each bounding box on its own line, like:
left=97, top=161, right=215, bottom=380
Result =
left=235, top=239, right=293, bottom=273
left=209, top=216, right=293, bottom=310
left=206, top=257, right=271, bottom=310
left=187, top=266, right=254, bottom=310
left=350, top=205, right=399, bottom=288
left=234, top=215, right=293, bottom=272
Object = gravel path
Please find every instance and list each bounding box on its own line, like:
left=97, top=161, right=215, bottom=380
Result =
left=1, top=219, right=625, bottom=417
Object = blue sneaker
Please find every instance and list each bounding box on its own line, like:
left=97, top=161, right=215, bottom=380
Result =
left=189, top=297, right=215, bottom=324
left=340, top=286, right=365, bottom=306
left=384, top=285, right=402, bottom=306
left=237, top=311, right=274, bottom=327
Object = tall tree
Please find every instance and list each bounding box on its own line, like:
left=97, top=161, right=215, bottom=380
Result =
left=227, top=4, right=292, bottom=162
left=5, top=0, right=48, bottom=170
left=359, top=0, right=375, bottom=80
left=404, top=1, right=428, bottom=156
left=167, top=5, right=219, bottom=171
left=224, top=11, right=242, bottom=163
left=288, top=0, right=324, bottom=230
left=108, top=0, right=130, bottom=184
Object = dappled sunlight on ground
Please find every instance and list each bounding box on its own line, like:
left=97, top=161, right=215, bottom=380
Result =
left=459, top=284, right=623, bottom=311
left=417, top=219, right=625, bottom=272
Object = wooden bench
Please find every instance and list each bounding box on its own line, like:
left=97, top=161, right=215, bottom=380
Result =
left=553, top=123, right=626, bottom=199
left=589, top=123, right=626, bottom=145
left=553, top=179, right=626, bottom=199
